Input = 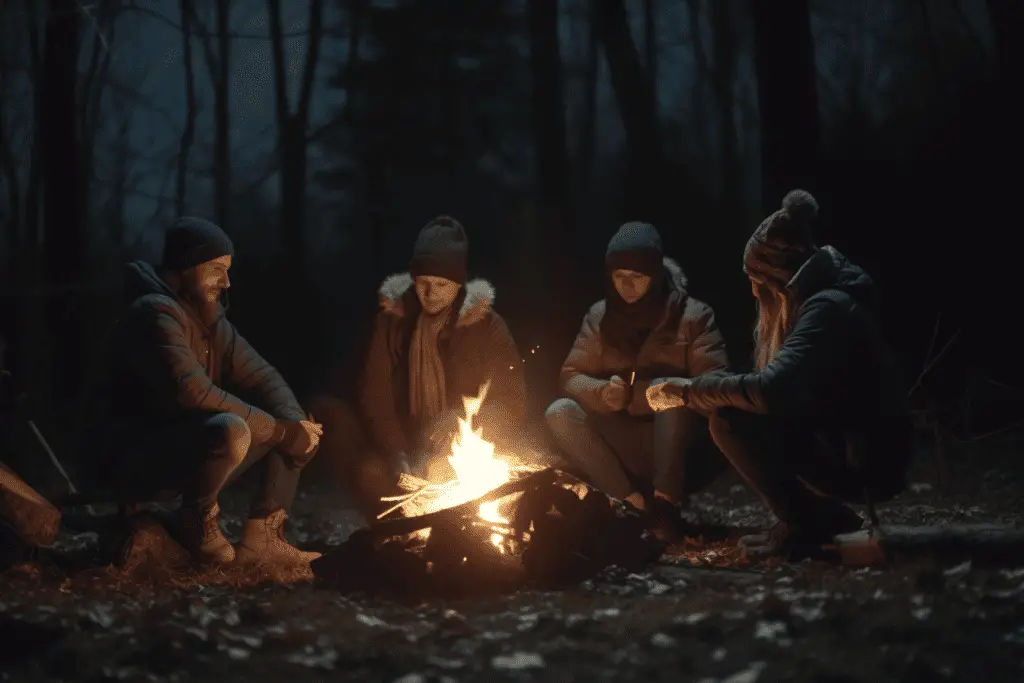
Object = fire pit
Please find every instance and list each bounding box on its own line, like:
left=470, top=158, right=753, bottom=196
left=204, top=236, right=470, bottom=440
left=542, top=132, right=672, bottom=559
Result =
left=312, top=384, right=665, bottom=597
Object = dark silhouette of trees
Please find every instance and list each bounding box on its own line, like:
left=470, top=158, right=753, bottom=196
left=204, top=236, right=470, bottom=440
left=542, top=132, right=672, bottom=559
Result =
left=751, top=0, right=821, bottom=210
left=268, top=0, right=325, bottom=277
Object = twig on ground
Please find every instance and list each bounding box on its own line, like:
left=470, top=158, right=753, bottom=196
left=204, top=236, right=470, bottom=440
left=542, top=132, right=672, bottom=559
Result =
left=909, top=327, right=961, bottom=397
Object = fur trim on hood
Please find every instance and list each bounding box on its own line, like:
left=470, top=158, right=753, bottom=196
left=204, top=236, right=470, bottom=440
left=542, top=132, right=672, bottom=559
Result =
left=662, top=256, right=689, bottom=296
left=378, top=273, right=495, bottom=328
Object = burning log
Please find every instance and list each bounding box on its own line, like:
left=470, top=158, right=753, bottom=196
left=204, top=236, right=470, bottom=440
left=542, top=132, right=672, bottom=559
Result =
left=311, top=468, right=664, bottom=597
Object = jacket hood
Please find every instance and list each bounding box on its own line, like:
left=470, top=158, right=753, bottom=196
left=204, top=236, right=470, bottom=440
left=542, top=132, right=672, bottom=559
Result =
left=123, top=260, right=176, bottom=304
left=662, top=257, right=689, bottom=296
left=378, top=273, right=495, bottom=328
left=123, top=260, right=227, bottom=326
left=788, top=245, right=878, bottom=309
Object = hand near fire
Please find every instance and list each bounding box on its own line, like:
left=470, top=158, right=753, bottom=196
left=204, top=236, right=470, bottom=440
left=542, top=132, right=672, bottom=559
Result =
left=273, top=417, right=323, bottom=469
left=600, top=375, right=630, bottom=412
left=646, top=377, right=691, bottom=412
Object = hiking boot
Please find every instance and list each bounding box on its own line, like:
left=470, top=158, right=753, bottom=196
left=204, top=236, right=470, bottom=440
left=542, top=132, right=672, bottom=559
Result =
left=740, top=501, right=863, bottom=561
left=173, top=502, right=235, bottom=565
left=234, top=508, right=321, bottom=566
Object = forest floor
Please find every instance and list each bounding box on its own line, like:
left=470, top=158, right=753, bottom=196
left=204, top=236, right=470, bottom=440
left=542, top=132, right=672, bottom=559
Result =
left=2, top=445, right=1024, bottom=683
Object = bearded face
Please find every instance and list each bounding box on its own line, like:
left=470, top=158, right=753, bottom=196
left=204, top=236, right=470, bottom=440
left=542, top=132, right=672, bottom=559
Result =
left=180, top=255, right=232, bottom=325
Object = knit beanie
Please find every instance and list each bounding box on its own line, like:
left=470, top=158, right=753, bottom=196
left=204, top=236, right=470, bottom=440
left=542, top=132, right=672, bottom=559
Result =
left=605, top=222, right=664, bottom=277
left=161, top=217, right=235, bottom=271
left=743, top=190, right=819, bottom=288
left=409, top=215, right=469, bottom=284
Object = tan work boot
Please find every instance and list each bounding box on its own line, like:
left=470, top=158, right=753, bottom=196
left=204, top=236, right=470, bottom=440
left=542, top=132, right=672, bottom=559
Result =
left=174, top=502, right=235, bottom=565
left=234, top=508, right=321, bottom=566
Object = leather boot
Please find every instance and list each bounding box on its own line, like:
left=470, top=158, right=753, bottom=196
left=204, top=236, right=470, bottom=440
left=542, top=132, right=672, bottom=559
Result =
left=234, top=508, right=321, bottom=566
left=173, top=502, right=235, bottom=565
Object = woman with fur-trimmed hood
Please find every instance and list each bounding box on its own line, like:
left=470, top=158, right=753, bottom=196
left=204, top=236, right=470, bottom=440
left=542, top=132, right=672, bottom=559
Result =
left=645, top=190, right=913, bottom=560
left=309, top=216, right=526, bottom=517
left=545, top=222, right=731, bottom=534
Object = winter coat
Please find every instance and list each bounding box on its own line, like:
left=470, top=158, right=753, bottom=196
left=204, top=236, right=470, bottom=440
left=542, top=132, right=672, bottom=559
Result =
left=359, top=273, right=526, bottom=459
left=561, top=257, right=730, bottom=416
left=685, top=246, right=912, bottom=493
left=104, top=261, right=305, bottom=443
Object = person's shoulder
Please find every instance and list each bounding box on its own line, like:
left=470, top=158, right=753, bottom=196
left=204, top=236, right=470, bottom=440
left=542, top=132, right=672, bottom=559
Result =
left=128, top=292, right=185, bottom=321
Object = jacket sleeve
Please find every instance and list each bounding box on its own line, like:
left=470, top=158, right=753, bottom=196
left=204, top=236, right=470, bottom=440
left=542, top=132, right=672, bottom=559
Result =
left=687, top=301, right=731, bottom=377
left=685, top=294, right=850, bottom=416
left=222, top=322, right=306, bottom=422
left=359, top=314, right=410, bottom=459
left=474, top=313, right=527, bottom=433
left=628, top=300, right=732, bottom=415
left=131, top=303, right=278, bottom=442
left=560, top=310, right=613, bottom=414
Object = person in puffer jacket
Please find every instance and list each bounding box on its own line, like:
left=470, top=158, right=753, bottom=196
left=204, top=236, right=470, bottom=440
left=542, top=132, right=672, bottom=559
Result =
left=545, top=222, right=731, bottom=536
left=646, top=190, right=913, bottom=560
left=307, top=216, right=528, bottom=521
left=99, top=217, right=322, bottom=567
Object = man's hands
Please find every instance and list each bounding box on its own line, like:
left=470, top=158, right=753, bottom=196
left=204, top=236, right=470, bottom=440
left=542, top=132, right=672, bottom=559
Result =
left=646, top=377, right=691, bottom=412
left=600, top=375, right=630, bottom=412
left=273, top=418, right=323, bottom=469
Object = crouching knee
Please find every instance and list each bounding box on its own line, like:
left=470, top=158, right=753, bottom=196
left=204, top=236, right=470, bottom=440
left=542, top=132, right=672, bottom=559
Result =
left=205, top=413, right=252, bottom=466
left=544, top=398, right=586, bottom=440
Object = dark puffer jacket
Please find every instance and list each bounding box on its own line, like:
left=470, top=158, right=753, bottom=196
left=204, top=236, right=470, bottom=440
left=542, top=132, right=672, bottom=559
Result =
left=359, top=273, right=526, bottom=459
left=105, top=262, right=305, bottom=443
left=684, top=246, right=912, bottom=495
left=562, top=257, right=730, bottom=416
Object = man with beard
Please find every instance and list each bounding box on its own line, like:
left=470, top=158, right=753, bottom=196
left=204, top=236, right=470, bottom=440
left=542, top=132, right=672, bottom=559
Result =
left=308, top=215, right=527, bottom=519
left=99, top=217, right=323, bottom=566
left=645, top=190, right=913, bottom=560
left=544, top=222, right=731, bottom=537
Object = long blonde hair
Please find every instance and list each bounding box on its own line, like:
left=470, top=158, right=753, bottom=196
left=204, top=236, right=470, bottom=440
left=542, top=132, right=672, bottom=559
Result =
left=752, top=281, right=791, bottom=370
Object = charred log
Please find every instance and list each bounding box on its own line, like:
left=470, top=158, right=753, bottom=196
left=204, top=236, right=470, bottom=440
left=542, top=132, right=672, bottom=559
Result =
left=312, top=469, right=664, bottom=597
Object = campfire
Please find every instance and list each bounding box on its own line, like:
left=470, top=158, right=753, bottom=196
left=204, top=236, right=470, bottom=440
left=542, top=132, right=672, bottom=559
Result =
left=312, top=384, right=665, bottom=597
left=376, top=382, right=539, bottom=553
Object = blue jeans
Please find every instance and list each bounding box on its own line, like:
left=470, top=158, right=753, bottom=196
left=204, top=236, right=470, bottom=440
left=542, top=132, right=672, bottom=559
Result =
left=544, top=398, right=723, bottom=501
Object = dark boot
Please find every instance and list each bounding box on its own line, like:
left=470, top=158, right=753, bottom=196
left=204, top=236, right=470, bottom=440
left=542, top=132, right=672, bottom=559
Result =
left=740, top=500, right=863, bottom=561
left=172, top=502, right=235, bottom=565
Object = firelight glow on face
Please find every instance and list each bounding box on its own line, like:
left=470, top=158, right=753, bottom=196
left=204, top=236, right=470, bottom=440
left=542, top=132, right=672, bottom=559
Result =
left=611, top=269, right=652, bottom=303
left=415, top=275, right=461, bottom=315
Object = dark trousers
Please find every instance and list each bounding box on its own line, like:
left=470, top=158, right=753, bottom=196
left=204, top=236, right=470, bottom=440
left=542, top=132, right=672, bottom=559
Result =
left=107, top=412, right=299, bottom=518
left=544, top=398, right=726, bottom=501
left=708, top=407, right=908, bottom=522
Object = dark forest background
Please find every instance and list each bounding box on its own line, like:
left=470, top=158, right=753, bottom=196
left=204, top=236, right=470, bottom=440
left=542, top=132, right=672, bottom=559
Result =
left=0, top=0, right=1021, bottom=476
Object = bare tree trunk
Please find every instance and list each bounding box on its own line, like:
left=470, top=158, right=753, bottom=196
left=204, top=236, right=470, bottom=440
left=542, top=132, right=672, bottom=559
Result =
left=0, top=61, right=21, bottom=242
left=594, top=0, right=666, bottom=221
left=268, top=0, right=324, bottom=276
left=527, top=0, right=574, bottom=398
left=190, top=1, right=234, bottom=231
left=578, top=1, right=599, bottom=194
left=709, top=0, right=740, bottom=212
left=177, top=0, right=197, bottom=215
left=985, top=0, right=1023, bottom=83
left=213, top=0, right=231, bottom=231
left=40, top=0, right=83, bottom=410
left=751, top=0, right=821, bottom=210
left=644, top=0, right=657, bottom=111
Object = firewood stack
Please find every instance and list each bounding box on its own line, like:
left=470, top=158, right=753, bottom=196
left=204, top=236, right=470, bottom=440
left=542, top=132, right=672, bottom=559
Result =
left=311, top=468, right=665, bottom=597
